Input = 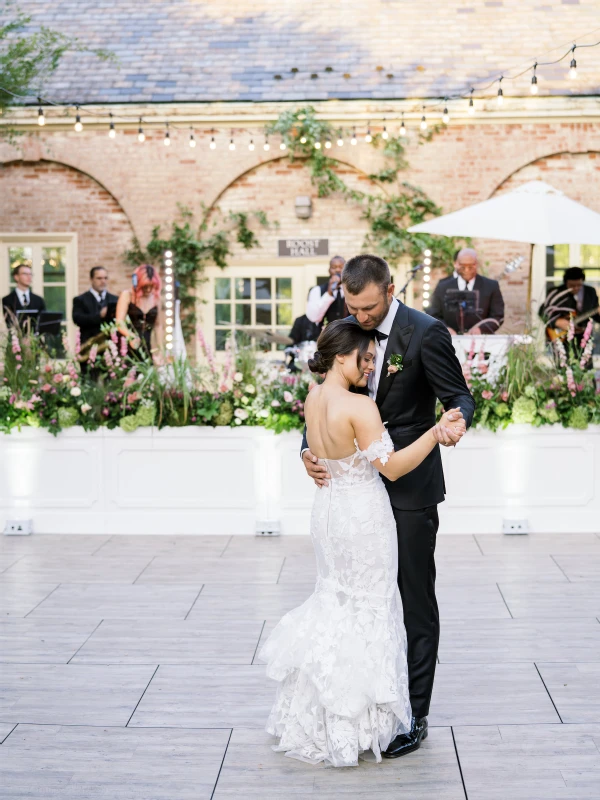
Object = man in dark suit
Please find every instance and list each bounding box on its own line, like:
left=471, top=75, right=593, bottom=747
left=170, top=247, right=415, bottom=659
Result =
left=427, top=248, right=505, bottom=334
left=301, top=254, right=475, bottom=757
left=2, top=263, right=46, bottom=328
left=72, top=266, right=118, bottom=344
left=539, top=266, right=600, bottom=345
left=306, top=255, right=347, bottom=328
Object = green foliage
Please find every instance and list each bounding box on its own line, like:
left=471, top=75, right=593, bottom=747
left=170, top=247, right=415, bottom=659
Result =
left=0, top=1, right=113, bottom=116
left=124, top=205, right=270, bottom=342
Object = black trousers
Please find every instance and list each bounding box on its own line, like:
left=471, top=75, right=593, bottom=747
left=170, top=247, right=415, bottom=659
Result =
left=392, top=504, right=440, bottom=719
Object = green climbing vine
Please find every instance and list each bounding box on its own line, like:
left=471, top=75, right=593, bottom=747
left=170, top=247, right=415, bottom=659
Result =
left=124, top=205, right=271, bottom=341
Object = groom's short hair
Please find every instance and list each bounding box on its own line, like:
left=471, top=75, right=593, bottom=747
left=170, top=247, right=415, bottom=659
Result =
left=342, top=254, right=391, bottom=295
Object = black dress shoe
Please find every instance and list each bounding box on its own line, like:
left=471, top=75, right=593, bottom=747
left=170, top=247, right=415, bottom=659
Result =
left=382, top=716, right=428, bottom=758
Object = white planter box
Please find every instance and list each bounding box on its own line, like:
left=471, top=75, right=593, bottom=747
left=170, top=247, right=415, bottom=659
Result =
left=1, top=425, right=599, bottom=535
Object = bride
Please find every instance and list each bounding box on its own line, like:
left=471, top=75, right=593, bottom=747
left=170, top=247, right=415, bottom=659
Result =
left=259, top=319, right=465, bottom=767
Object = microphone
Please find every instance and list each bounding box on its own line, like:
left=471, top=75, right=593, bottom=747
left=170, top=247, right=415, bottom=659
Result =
left=409, top=263, right=424, bottom=273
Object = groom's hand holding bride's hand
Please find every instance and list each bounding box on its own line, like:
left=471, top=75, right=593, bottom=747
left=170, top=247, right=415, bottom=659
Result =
left=302, top=450, right=331, bottom=488
left=433, top=407, right=466, bottom=447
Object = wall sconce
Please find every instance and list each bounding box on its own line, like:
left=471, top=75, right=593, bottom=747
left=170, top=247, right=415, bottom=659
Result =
left=295, top=196, right=312, bottom=219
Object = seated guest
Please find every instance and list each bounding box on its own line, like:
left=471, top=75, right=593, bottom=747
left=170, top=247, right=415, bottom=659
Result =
left=289, top=313, right=321, bottom=345
left=306, top=255, right=347, bottom=327
left=539, top=267, right=600, bottom=344
left=2, top=263, right=46, bottom=328
left=427, top=248, right=505, bottom=335
left=72, top=266, right=119, bottom=344
left=116, top=264, right=163, bottom=361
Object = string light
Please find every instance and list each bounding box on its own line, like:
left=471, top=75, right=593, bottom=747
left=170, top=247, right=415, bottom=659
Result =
left=442, top=103, right=450, bottom=124
left=263, top=135, right=270, bottom=151
left=209, top=134, right=216, bottom=149
left=314, top=140, right=321, bottom=149
left=382, top=118, right=389, bottom=139
left=137, top=117, right=145, bottom=142
left=164, top=122, right=171, bottom=146
left=188, top=128, right=196, bottom=147
left=229, top=135, right=235, bottom=151
left=420, top=108, right=427, bottom=131
left=248, top=138, right=255, bottom=151
left=74, top=106, right=83, bottom=132
left=497, top=77, right=504, bottom=106
left=108, top=112, right=116, bottom=138
left=279, top=140, right=287, bottom=150
left=164, top=250, right=174, bottom=352
left=300, top=135, right=307, bottom=144
left=324, top=137, right=332, bottom=149
left=399, top=115, right=406, bottom=137
left=37, top=98, right=45, bottom=127
left=468, top=88, right=475, bottom=115
left=569, top=46, right=577, bottom=79
left=530, top=63, right=538, bottom=94
left=337, top=134, right=344, bottom=146
left=365, top=124, right=372, bottom=143
left=350, top=126, right=357, bottom=145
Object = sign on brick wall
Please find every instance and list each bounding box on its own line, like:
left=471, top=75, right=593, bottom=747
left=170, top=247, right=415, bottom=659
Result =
left=278, top=239, right=329, bottom=257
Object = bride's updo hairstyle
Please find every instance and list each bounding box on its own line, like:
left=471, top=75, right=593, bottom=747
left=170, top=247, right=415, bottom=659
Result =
left=308, top=319, right=374, bottom=374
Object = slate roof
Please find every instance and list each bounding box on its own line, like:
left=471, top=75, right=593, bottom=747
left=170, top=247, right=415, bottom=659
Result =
left=6, top=0, right=600, bottom=105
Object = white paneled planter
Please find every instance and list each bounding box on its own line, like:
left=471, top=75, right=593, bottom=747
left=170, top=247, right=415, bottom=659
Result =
left=1, top=425, right=599, bottom=535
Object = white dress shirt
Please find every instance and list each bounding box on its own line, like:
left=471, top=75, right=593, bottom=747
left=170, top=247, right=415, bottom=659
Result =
left=16, top=288, right=31, bottom=307
left=89, top=288, right=106, bottom=304
left=369, top=297, right=399, bottom=400
left=306, top=284, right=344, bottom=324
left=453, top=271, right=476, bottom=291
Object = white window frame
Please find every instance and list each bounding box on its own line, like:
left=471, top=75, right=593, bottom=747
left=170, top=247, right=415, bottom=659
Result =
left=0, top=232, right=78, bottom=343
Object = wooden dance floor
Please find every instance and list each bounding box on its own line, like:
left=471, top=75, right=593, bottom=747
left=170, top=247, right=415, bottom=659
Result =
left=1, top=532, right=599, bottom=799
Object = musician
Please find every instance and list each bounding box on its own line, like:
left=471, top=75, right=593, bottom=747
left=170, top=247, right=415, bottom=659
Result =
left=2, top=263, right=46, bottom=328
left=427, top=248, right=505, bottom=335
left=539, top=267, right=600, bottom=344
left=72, top=266, right=118, bottom=344
left=306, top=255, right=347, bottom=327
left=289, top=314, right=320, bottom=345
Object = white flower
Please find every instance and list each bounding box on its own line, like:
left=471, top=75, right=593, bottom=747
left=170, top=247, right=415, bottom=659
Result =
left=234, top=408, right=249, bottom=420
left=234, top=417, right=242, bottom=425
left=241, top=395, right=249, bottom=405
left=283, top=391, right=294, bottom=403
left=81, top=403, right=92, bottom=414
left=70, top=386, right=82, bottom=397
left=245, top=384, right=255, bottom=394
left=271, top=400, right=281, bottom=408
left=233, top=372, right=244, bottom=382
left=259, top=409, right=269, bottom=418
left=62, top=374, right=71, bottom=383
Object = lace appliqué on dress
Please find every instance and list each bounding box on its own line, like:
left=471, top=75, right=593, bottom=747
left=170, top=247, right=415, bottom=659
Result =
left=358, top=429, right=395, bottom=465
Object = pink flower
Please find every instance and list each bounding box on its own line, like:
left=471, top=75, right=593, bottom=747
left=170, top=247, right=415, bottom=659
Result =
left=581, top=320, right=593, bottom=350
left=567, top=317, right=575, bottom=342
left=481, top=390, right=493, bottom=400
left=566, top=367, right=577, bottom=397
left=11, top=332, right=21, bottom=355
left=387, top=364, right=399, bottom=375
left=44, top=364, right=53, bottom=373
left=75, top=328, right=81, bottom=355
left=110, top=329, right=119, bottom=345
left=53, top=373, right=63, bottom=384
left=102, top=408, right=110, bottom=417
left=501, top=392, right=509, bottom=401
left=89, top=344, right=98, bottom=365
left=283, top=391, right=294, bottom=403
left=127, top=391, right=141, bottom=404
left=120, top=335, right=128, bottom=358
left=41, top=383, right=52, bottom=392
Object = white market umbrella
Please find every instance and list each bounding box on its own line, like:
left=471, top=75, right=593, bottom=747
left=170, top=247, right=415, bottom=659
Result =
left=407, top=180, right=600, bottom=245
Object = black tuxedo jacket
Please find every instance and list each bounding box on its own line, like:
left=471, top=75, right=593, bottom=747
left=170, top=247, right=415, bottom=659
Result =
left=2, top=289, right=46, bottom=327
left=72, top=290, right=119, bottom=343
left=302, top=303, right=475, bottom=511
left=427, top=274, right=505, bottom=334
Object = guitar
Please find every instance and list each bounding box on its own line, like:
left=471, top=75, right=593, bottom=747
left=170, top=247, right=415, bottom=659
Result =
left=546, top=305, right=600, bottom=342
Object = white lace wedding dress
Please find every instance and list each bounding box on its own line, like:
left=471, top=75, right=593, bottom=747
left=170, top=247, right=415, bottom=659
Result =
left=259, top=430, right=412, bottom=767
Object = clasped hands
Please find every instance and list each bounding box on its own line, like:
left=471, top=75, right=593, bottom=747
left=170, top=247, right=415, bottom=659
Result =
left=433, top=407, right=466, bottom=447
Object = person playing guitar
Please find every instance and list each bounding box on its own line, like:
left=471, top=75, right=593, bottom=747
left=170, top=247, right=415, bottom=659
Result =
left=540, top=267, right=600, bottom=344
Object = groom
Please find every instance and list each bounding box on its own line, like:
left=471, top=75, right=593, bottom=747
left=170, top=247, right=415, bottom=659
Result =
left=301, top=254, right=475, bottom=757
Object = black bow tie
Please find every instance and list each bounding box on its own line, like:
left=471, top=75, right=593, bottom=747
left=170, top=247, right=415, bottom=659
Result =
left=373, top=330, right=388, bottom=344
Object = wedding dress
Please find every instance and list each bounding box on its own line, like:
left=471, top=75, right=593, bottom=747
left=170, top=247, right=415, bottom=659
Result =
left=259, top=430, right=412, bottom=767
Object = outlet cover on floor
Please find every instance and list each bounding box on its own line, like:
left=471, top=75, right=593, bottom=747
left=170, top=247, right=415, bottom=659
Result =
left=502, top=518, right=530, bottom=535
left=3, top=519, right=33, bottom=536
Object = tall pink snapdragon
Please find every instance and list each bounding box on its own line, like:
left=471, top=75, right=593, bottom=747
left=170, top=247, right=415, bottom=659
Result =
left=566, top=366, right=577, bottom=397
left=75, top=328, right=81, bottom=355
left=567, top=317, right=575, bottom=343
left=553, top=339, right=567, bottom=369
left=11, top=331, right=21, bottom=355
left=89, top=344, right=98, bottom=365
left=120, top=334, right=128, bottom=358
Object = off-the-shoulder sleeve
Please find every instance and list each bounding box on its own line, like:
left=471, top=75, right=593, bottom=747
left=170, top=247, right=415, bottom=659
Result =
left=361, top=430, right=395, bottom=465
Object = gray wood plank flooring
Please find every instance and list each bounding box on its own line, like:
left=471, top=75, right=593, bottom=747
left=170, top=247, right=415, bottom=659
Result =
left=0, top=532, right=598, bottom=798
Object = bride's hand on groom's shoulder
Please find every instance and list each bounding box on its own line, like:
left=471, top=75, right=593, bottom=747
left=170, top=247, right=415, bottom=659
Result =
left=433, top=408, right=467, bottom=447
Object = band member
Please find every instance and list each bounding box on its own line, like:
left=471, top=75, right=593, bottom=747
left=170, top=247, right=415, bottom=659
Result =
left=72, top=266, right=119, bottom=344
left=427, top=248, right=505, bottom=334
left=539, top=267, right=600, bottom=344
left=2, top=263, right=46, bottom=328
left=306, top=255, right=347, bottom=327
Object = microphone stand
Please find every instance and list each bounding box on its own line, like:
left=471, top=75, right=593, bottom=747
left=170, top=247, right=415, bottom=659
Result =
left=396, top=264, right=423, bottom=302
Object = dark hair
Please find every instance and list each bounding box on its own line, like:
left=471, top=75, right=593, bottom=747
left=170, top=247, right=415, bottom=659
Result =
left=90, top=265, right=107, bottom=279
left=308, top=318, right=374, bottom=373
left=329, top=254, right=346, bottom=266
left=342, top=253, right=391, bottom=295
left=11, top=263, right=30, bottom=279
left=563, top=266, right=585, bottom=283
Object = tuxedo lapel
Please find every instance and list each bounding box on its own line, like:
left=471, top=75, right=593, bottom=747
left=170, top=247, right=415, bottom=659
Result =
left=376, top=303, right=414, bottom=408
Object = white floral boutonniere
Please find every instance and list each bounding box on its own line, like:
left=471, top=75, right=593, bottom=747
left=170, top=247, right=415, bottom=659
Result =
left=386, top=353, right=404, bottom=377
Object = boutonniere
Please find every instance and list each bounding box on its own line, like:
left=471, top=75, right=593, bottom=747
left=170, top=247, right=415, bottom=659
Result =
left=386, top=354, right=403, bottom=377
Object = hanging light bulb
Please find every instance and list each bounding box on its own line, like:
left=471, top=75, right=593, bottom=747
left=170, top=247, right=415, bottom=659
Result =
left=263, top=135, right=270, bottom=151
left=420, top=108, right=427, bottom=131
left=442, top=105, right=450, bottom=124
left=497, top=81, right=504, bottom=107
left=314, top=140, right=322, bottom=149
left=324, top=138, right=332, bottom=149
left=209, top=134, right=216, bottom=149
left=468, top=89, right=475, bottom=115
left=300, top=135, right=307, bottom=144
left=399, top=115, right=406, bottom=137
left=229, top=137, right=235, bottom=151
left=350, top=126, right=357, bottom=145
left=569, top=46, right=577, bottom=80
left=280, top=140, right=287, bottom=150
left=108, top=112, right=116, bottom=138
left=189, top=128, right=196, bottom=148
left=74, top=107, right=83, bottom=132
left=337, top=134, right=344, bottom=146
left=137, top=117, right=145, bottom=143
left=37, top=99, right=45, bottom=127
left=365, top=124, right=372, bottom=143
left=248, top=138, right=255, bottom=151
left=382, top=118, right=389, bottom=140
left=530, top=64, right=538, bottom=95
left=164, top=123, right=171, bottom=146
